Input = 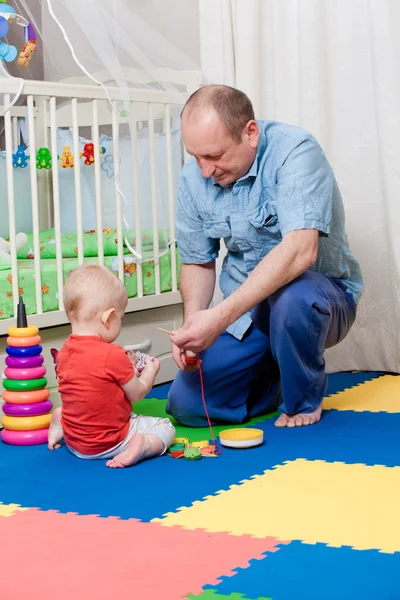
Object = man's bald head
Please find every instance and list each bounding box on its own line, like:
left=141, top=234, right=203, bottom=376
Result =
left=181, top=84, right=255, bottom=143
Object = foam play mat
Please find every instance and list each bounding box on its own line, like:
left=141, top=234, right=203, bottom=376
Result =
left=1, top=371, right=400, bottom=599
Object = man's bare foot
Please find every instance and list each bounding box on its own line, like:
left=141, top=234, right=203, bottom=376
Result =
left=106, top=433, right=164, bottom=468
left=275, top=404, right=323, bottom=428
left=48, top=407, right=63, bottom=450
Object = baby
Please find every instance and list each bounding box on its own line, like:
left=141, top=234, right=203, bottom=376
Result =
left=48, top=263, right=175, bottom=468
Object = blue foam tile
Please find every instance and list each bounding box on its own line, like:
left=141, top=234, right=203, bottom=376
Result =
left=145, top=382, right=172, bottom=399
left=208, top=541, right=400, bottom=600
left=0, top=409, right=399, bottom=522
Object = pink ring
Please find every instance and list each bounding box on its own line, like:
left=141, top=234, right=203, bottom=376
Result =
left=6, top=335, right=41, bottom=347
left=2, top=399, right=53, bottom=417
left=4, top=366, right=46, bottom=380
left=1, top=428, right=49, bottom=446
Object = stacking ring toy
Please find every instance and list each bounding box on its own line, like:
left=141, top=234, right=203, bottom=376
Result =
left=2, top=399, right=53, bottom=417
left=7, top=335, right=41, bottom=347
left=1, top=413, right=52, bottom=431
left=7, top=325, right=39, bottom=338
left=6, top=345, right=42, bottom=358
left=1, top=428, right=49, bottom=446
left=5, top=366, right=46, bottom=380
left=2, top=389, right=50, bottom=404
left=3, top=377, right=47, bottom=391
left=5, top=355, right=44, bottom=368
left=219, top=428, right=264, bottom=448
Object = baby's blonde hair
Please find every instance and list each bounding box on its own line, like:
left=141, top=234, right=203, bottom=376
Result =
left=63, top=264, right=127, bottom=321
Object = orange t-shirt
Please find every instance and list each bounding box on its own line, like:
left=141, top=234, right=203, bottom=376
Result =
left=57, top=335, right=134, bottom=455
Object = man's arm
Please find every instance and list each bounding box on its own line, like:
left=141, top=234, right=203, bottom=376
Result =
left=180, top=261, right=216, bottom=319
left=171, top=228, right=318, bottom=352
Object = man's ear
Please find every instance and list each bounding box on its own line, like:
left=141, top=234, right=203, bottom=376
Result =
left=101, top=308, right=115, bottom=327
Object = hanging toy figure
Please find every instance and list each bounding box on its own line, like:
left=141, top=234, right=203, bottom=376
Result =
left=12, top=145, right=29, bottom=168
left=17, top=38, right=36, bottom=67
left=59, top=146, right=74, bottom=168
left=36, top=148, right=52, bottom=170
left=80, top=143, right=106, bottom=166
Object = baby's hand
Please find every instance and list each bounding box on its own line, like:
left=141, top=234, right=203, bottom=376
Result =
left=143, top=356, right=160, bottom=378
left=126, top=350, right=140, bottom=377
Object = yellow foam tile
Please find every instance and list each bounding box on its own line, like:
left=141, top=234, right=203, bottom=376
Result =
left=0, top=502, right=29, bottom=517
left=154, top=459, right=400, bottom=553
left=324, top=375, right=400, bottom=412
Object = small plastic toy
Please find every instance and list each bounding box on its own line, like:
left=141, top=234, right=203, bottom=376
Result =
left=80, top=143, right=106, bottom=166
left=17, top=24, right=36, bottom=68
left=1, top=297, right=53, bottom=446
left=12, top=145, right=29, bottom=168
left=36, top=148, right=52, bottom=170
left=0, top=4, right=37, bottom=66
left=219, top=428, right=264, bottom=448
left=59, top=146, right=74, bottom=168
left=168, top=437, right=218, bottom=460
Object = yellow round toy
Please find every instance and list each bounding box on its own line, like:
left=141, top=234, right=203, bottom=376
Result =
left=7, top=325, right=39, bottom=338
left=1, top=413, right=52, bottom=431
left=219, top=428, right=264, bottom=448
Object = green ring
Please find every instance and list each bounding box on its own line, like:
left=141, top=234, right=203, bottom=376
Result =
left=3, top=377, right=48, bottom=391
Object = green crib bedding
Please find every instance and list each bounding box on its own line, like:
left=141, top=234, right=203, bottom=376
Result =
left=18, top=228, right=170, bottom=260
left=0, top=248, right=181, bottom=320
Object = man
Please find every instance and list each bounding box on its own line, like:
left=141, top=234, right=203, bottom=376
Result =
left=166, top=84, right=363, bottom=428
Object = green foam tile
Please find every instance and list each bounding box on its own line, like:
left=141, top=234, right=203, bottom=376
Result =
left=133, top=398, right=277, bottom=443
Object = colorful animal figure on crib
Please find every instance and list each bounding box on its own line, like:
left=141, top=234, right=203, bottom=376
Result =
left=36, top=147, right=52, bottom=170
left=17, top=38, right=36, bottom=68
left=79, top=143, right=106, bottom=166
left=59, top=146, right=74, bottom=168
left=1, top=297, right=53, bottom=446
left=12, top=145, right=29, bottom=168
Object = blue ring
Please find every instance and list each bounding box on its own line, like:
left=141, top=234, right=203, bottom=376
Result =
left=6, top=344, right=43, bottom=357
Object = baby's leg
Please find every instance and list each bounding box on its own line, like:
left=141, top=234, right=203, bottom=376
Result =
left=106, top=433, right=163, bottom=468
left=48, top=407, right=64, bottom=450
left=106, top=416, right=175, bottom=469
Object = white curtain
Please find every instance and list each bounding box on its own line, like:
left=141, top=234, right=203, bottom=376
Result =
left=199, top=0, right=400, bottom=373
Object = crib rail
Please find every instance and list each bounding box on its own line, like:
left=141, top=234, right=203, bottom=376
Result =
left=0, top=75, right=196, bottom=335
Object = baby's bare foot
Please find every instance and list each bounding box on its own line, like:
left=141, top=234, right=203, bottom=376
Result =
left=275, top=404, right=323, bottom=428
left=48, top=407, right=63, bottom=450
left=106, top=433, right=164, bottom=468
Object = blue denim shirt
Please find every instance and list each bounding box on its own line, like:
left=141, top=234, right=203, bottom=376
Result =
left=176, top=120, right=364, bottom=340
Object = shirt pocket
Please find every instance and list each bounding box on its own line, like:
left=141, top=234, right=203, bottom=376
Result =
left=247, top=186, right=281, bottom=237
left=202, top=209, right=232, bottom=239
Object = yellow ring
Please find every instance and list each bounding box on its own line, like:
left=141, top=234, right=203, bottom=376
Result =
left=1, top=413, right=52, bottom=431
left=7, top=325, right=39, bottom=338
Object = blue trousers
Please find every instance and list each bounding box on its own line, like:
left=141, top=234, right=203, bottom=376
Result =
left=166, top=271, right=357, bottom=427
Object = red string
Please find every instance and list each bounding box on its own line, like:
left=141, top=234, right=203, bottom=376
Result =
left=197, top=353, right=222, bottom=455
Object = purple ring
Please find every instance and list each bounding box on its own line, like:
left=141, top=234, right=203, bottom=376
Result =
left=2, top=399, right=53, bottom=417
left=5, top=355, right=44, bottom=368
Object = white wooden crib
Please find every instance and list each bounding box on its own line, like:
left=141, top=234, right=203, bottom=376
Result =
left=0, top=68, right=201, bottom=407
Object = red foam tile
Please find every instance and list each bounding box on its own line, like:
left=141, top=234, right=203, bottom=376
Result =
left=0, top=509, right=287, bottom=599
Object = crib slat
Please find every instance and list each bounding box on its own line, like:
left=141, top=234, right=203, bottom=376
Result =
left=49, top=97, right=64, bottom=311
left=111, top=105, right=124, bottom=281
left=92, top=100, right=104, bottom=266
left=4, top=95, right=19, bottom=315
left=148, top=104, right=161, bottom=296
left=27, top=95, right=43, bottom=314
left=164, top=104, right=177, bottom=293
left=129, top=102, right=143, bottom=298
left=71, top=98, right=84, bottom=264
left=12, top=116, right=18, bottom=150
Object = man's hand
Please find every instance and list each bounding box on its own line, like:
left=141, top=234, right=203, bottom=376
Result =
left=172, top=344, right=200, bottom=371
left=171, top=307, right=227, bottom=353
